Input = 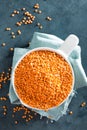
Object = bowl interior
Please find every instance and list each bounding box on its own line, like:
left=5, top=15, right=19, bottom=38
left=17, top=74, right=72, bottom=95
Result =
left=12, top=47, right=74, bottom=111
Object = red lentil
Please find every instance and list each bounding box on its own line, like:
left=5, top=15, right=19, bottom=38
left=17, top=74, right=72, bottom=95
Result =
left=15, top=120, right=18, bottom=124
left=0, top=97, right=7, bottom=101
left=21, top=8, right=26, bottom=11
left=39, top=25, right=43, bottom=29
left=5, top=27, right=11, bottom=31
left=11, top=13, right=15, bottom=17
left=12, top=35, right=16, bottom=39
left=1, top=43, right=6, bottom=47
left=34, top=9, right=38, bottom=13
left=16, top=22, right=21, bottom=26
left=17, top=30, right=21, bottom=35
left=36, top=22, right=41, bottom=26
left=11, top=32, right=15, bottom=35
left=14, top=50, right=73, bottom=110
left=16, top=11, right=19, bottom=14
left=46, top=16, right=52, bottom=21
left=13, top=10, right=17, bottom=14
left=80, top=102, right=86, bottom=107
left=0, top=69, right=11, bottom=85
left=69, top=111, right=73, bottom=115
left=38, top=10, right=42, bottom=14
left=10, top=48, right=14, bottom=51
left=33, top=3, right=39, bottom=9
left=0, top=84, right=2, bottom=89
left=3, top=112, right=7, bottom=115
left=12, top=105, right=36, bottom=122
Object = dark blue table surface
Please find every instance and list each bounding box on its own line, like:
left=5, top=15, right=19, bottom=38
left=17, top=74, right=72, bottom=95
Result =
left=0, top=0, right=87, bottom=130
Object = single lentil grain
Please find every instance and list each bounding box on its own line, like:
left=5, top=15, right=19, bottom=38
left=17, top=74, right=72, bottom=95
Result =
left=12, top=35, right=16, bottom=39
left=21, top=8, right=26, bottom=11
left=16, top=11, right=19, bottom=14
left=15, top=120, right=18, bottom=124
left=46, top=16, right=52, bottom=21
left=23, top=17, right=26, bottom=20
left=39, top=25, right=43, bottom=29
left=1, top=43, right=6, bottom=47
left=11, top=13, right=15, bottom=17
left=36, top=22, right=41, bottom=26
left=69, top=111, right=73, bottom=115
left=0, top=84, right=2, bottom=89
left=34, top=9, right=38, bottom=13
left=38, top=10, right=42, bottom=14
left=3, top=112, right=6, bottom=115
left=13, top=10, right=17, bottom=14
left=17, top=30, right=21, bottom=35
left=11, top=32, right=15, bottom=35
left=10, top=48, right=14, bottom=51
left=14, top=50, right=73, bottom=110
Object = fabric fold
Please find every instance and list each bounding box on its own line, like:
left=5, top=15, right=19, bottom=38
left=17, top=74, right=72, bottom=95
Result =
left=9, top=32, right=87, bottom=121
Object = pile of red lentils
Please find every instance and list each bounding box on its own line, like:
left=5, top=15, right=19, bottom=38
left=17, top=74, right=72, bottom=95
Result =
left=14, top=50, right=73, bottom=110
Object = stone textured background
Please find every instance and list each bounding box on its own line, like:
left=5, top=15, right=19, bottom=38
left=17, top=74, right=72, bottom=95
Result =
left=0, top=0, right=87, bottom=130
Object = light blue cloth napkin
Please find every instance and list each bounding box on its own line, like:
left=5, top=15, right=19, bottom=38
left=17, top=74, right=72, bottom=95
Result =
left=9, top=32, right=87, bottom=121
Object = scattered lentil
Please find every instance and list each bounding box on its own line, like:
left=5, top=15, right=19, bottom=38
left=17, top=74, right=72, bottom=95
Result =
left=3, top=112, right=7, bottom=115
left=23, top=17, right=26, bottom=20
left=12, top=35, right=16, bottom=39
left=21, top=8, right=26, bottom=11
left=8, top=68, right=11, bottom=71
left=46, top=16, right=52, bottom=21
left=69, top=111, right=73, bottom=115
left=1, top=43, right=6, bottom=47
left=34, top=9, right=38, bottom=13
left=5, top=27, right=11, bottom=31
left=17, top=30, right=21, bottom=35
left=0, top=84, right=2, bottom=89
left=0, top=68, right=11, bottom=89
left=0, top=97, right=7, bottom=101
left=15, top=120, right=18, bottom=124
left=16, top=22, right=21, bottom=26
left=22, top=19, right=25, bottom=23
left=3, top=106, right=7, bottom=109
left=10, top=48, right=14, bottom=51
left=36, top=22, right=41, bottom=26
left=11, top=13, right=15, bottom=17
left=80, top=102, right=86, bottom=107
left=39, top=25, right=43, bottom=29
left=13, top=10, right=17, bottom=14
left=14, top=50, right=73, bottom=110
left=11, top=32, right=15, bottom=35
left=33, top=3, right=40, bottom=9
left=38, top=10, right=42, bottom=14
left=12, top=105, right=36, bottom=122
left=16, top=11, right=19, bottom=14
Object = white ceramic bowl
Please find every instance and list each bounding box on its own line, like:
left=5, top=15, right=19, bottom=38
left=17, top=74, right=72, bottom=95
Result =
left=12, top=34, right=79, bottom=110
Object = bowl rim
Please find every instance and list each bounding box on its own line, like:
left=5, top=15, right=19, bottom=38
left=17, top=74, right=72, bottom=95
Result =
left=12, top=47, right=75, bottom=111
